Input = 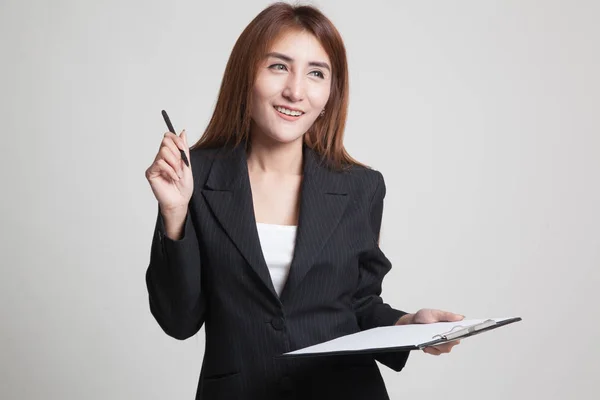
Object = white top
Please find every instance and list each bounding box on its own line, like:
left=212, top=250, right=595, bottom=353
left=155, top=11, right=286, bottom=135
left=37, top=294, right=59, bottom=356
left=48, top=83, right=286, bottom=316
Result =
left=256, top=222, right=297, bottom=297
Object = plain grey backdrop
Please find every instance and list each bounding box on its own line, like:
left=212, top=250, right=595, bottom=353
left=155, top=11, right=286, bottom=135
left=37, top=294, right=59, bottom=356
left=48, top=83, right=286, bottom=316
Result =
left=1, top=0, right=598, bottom=399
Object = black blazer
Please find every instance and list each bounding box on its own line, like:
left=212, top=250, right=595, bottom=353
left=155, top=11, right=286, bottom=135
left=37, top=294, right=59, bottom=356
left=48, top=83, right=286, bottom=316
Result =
left=145, top=142, right=410, bottom=400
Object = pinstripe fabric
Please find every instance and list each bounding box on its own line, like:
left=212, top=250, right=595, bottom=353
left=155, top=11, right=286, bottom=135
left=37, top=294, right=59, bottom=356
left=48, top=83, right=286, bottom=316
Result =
left=146, top=142, right=410, bottom=400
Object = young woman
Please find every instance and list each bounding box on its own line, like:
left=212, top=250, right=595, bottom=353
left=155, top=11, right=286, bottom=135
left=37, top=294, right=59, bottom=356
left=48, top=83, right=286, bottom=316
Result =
left=145, top=3, right=463, bottom=399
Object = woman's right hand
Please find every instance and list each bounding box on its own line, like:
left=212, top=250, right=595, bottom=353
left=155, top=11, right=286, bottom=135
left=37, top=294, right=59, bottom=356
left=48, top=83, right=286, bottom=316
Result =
left=145, top=130, right=194, bottom=214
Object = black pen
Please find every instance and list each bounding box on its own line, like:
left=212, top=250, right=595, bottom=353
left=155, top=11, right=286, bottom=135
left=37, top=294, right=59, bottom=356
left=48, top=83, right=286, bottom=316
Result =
left=161, top=109, right=190, bottom=167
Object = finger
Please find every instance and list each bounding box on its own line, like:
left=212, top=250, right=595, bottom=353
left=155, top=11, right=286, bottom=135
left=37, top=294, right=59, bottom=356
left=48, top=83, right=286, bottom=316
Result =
left=180, top=129, right=188, bottom=147
left=434, top=309, right=464, bottom=322
left=179, top=129, right=191, bottom=167
left=159, top=146, right=183, bottom=177
left=146, top=158, right=179, bottom=182
left=180, top=129, right=190, bottom=154
left=155, top=159, right=180, bottom=182
left=432, top=342, right=459, bottom=353
left=438, top=339, right=461, bottom=352
left=164, top=131, right=186, bottom=153
left=161, top=135, right=183, bottom=162
left=423, top=347, right=442, bottom=356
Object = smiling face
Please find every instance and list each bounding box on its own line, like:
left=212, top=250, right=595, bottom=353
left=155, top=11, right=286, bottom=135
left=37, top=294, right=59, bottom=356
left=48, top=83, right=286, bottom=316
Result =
left=249, top=29, right=332, bottom=145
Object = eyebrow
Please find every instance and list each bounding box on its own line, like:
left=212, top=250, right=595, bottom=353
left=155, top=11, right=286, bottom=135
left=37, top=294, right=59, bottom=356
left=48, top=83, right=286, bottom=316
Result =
left=265, top=52, right=331, bottom=72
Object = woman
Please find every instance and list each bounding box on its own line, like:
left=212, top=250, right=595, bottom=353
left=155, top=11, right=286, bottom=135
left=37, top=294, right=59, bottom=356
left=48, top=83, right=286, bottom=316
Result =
left=145, top=3, right=463, bottom=399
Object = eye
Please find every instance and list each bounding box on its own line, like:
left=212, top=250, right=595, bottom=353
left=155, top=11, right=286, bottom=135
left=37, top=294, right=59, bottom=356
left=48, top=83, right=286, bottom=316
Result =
left=309, top=70, right=325, bottom=79
left=269, top=63, right=288, bottom=71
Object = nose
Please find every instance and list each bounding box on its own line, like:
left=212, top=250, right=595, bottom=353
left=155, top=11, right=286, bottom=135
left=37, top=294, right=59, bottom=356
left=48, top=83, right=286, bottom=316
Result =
left=282, top=73, right=305, bottom=102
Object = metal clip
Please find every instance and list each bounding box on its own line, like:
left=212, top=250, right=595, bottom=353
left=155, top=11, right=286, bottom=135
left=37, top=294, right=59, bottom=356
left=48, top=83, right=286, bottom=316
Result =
left=432, top=319, right=497, bottom=341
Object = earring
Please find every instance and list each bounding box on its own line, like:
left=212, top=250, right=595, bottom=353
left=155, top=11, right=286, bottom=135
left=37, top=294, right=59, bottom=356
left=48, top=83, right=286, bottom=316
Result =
left=320, top=109, right=325, bottom=117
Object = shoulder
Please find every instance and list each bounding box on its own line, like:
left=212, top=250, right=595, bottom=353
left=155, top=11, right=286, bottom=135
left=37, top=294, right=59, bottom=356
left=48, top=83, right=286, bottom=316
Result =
left=339, top=164, right=386, bottom=203
left=343, top=164, right=385, bottom=193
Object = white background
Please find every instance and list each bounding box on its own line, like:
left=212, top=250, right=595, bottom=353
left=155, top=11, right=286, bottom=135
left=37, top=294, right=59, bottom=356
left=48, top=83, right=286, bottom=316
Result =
left=1, top=0, right=598, bottom=399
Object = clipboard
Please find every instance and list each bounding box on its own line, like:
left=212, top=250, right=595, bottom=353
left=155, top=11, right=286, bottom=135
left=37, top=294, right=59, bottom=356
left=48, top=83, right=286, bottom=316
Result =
left=277, top=317, right=522, bottom=359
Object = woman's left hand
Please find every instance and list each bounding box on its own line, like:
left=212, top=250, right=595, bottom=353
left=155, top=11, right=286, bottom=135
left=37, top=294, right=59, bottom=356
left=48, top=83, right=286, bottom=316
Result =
left=395, top=308, right=465, bottom=356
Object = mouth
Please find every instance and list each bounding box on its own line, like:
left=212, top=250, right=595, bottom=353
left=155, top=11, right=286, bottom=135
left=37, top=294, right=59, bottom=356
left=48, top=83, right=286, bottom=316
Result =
left=273, top=105, right=305, bottom=121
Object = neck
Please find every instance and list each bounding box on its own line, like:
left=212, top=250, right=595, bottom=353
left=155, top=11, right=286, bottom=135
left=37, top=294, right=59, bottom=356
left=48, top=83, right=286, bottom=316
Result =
left=246, top=132, right=304, bottom=175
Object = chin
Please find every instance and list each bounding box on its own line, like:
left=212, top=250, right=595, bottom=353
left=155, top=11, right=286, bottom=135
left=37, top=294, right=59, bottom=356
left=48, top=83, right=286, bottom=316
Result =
left=249, top=116, right=311, bottom=145
left=261, top=130, right=305, bottom=145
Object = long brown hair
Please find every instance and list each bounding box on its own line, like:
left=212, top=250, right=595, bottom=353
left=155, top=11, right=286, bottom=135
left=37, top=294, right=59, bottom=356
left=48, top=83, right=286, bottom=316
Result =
left=190, top=2, right=365, bottom=170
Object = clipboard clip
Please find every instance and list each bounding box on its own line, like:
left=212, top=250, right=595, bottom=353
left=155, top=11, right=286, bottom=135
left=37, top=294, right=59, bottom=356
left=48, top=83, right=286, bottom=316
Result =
left=431, top=319, right=497, bottom=341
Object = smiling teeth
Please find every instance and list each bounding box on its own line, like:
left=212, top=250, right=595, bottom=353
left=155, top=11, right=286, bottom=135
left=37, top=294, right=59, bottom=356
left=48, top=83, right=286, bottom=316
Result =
left=276, top=106, right=303, bottom=116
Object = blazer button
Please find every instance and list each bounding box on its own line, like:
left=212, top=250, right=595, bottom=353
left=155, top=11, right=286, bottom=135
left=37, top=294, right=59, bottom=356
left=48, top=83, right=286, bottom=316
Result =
left=271, top=317, right=285, bottom=331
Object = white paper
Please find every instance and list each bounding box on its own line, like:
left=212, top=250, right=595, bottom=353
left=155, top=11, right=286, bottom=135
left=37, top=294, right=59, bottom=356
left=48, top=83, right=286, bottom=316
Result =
left=282, top=317, right=518, bottom=356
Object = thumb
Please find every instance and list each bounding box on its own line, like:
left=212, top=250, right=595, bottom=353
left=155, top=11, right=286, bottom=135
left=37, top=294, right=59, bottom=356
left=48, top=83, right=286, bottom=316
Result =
left=180, top=129, right=188, bottom=146
left=436, top=310, right=465, bottom=322
left=180, top=129, right=191, bottom=158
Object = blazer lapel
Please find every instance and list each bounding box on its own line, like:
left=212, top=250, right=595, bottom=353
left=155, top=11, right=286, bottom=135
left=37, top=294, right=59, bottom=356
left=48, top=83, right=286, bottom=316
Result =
left=201, top=144, right=280, bottom=301
left=279, top=145, right=349, bottom=304
left=200, top=142, right=350, bottom=306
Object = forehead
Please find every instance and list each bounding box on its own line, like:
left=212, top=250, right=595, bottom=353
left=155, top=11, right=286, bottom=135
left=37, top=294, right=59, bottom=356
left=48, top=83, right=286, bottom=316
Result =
left=268, top=29, right=331, bottom=64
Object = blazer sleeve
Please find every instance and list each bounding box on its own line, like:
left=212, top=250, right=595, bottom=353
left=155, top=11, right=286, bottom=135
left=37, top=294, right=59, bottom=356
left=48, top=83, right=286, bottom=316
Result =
left=145, top=204, right=206, bottom=340
left=352, top=170, right=411, bottom=371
